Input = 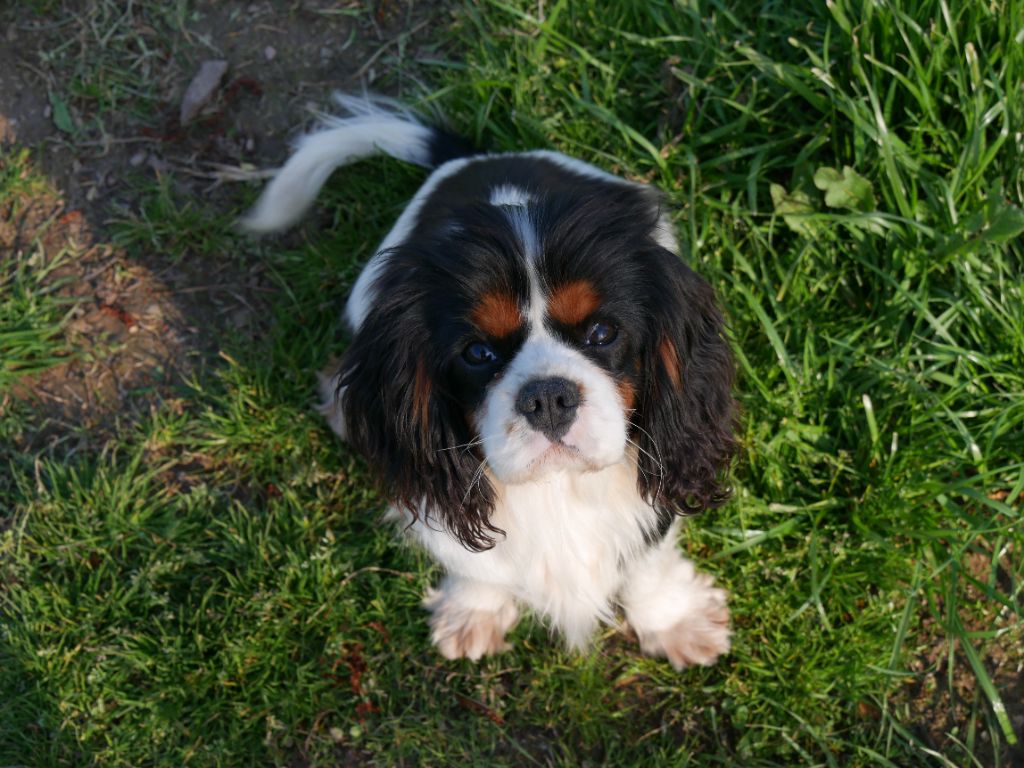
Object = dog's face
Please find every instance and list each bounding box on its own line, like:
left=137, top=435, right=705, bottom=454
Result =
left=340, top=175, right=735, bottom=551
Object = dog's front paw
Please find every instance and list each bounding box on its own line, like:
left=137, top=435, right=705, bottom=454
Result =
left=423, top=583, right=518, bottom=661
left=622, top=546, right=732, bottom=670
left=634, top=596, right=730, bottom=670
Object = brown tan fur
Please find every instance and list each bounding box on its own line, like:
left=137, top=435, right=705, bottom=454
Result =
left=548, top=280, right=601, bottom=327
left=471, top=291, right=522, bottom=338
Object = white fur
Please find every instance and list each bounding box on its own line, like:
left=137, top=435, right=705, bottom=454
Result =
left=423, top=578, right=518, bottom=660
left=489, top=184, right=533, bottom=207
left=413, top=497, right=730, bottom=662
left=620, top=521, right=731, bottom=669
left=238, top=94, right=437, bottom=235
left=315, top=368, right=346, bottom=440
left=410, top=459, right=659, bottom=649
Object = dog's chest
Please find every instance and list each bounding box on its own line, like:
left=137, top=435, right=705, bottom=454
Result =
left=411, top=461, right=659, bottom=639
left=496, top=466, right=651, bottom=583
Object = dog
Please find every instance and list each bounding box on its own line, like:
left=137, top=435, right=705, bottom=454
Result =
left=241, top=94, right=736, bottom=669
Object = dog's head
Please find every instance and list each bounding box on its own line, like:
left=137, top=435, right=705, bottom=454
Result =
left=339, top=182, right=736, bottom=551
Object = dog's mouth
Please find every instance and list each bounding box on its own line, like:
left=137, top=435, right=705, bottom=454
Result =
left=484, top=433, right=616, bottom=485
left=521, top=440, right=603, bottom=477
left=538, top=440, right=580, bottom=460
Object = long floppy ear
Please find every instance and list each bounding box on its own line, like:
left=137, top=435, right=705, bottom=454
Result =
left=634, top=249, right=737, bottom=515
left=336, top=286, right=500, bottom=552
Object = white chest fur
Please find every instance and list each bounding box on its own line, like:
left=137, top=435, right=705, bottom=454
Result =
left=406, top=460, right=660, bottom=647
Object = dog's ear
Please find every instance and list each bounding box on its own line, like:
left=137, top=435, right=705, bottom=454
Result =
left=337, top=278, right=500, bottom=551
left=634, top=249, right=737, bottom=515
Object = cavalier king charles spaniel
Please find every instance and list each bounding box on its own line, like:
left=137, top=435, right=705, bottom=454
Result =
left=241, top=95, right=736, bottom=669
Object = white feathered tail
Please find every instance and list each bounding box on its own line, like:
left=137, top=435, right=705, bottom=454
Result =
left=238, top=94, right=442, bottom=234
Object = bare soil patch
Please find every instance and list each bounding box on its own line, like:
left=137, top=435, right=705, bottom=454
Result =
left=895, top=545, right=1024, bottom=765
left=1, top=0, right=449, bottom=439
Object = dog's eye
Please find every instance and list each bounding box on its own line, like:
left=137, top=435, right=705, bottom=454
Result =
left=463, top=341, right=499, bottom=366
left=584, top=321, right=618, bottom=346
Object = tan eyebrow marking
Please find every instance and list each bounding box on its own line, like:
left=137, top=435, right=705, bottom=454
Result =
left=471, top=290, right=523, bottom=338
left=548, top=279, right=601, bottom=326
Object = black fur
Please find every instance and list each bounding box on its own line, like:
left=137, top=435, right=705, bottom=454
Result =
left=339, top=154, right=736, bottom=551
left=425, top=128, right=479, bottom=168
left=338, top=205, right=532, bottom=552
left=634, top=247, right=737, bottom=519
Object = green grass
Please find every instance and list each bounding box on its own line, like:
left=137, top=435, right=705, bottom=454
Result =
left=0, top=148, right=75, bottom=393
left=110, top=173, right=251, bottom=264
left=2, top=0, right=1023, bottom=765
left=32, top=0, right=193, bottom=133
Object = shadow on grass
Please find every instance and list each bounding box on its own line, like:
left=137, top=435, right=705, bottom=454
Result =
left=0, top=640, right=75, bottom=765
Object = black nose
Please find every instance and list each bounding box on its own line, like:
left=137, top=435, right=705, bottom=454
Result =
left=515, top=377, right=580, bottom=441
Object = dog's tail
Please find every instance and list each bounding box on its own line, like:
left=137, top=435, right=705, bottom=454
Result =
left=238, top=93, right=476, bottom=234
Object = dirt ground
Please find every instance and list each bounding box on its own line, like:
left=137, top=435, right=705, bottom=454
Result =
left=0, top=0, right=445, bottom=439
left=901, top=548, right=1024, bottom=765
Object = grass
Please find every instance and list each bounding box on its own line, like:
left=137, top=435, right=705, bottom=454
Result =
left=110, top=173, right=253, bottom=264
left=33, top=0, right=193, bottom=133
left=2, top=0, right=1023, bottom=765
left=0, top=149, right=76, bottom=394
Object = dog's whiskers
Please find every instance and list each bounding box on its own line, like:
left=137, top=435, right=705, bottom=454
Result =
left=627, top=420, right=666, bottom=503
left=434, top=438, right=484, bottom=455
left=460, top=458, right=491, bottom=508
left=625, top=438, right=664, bottom=494
left=625, top=437, right=664, bottom=475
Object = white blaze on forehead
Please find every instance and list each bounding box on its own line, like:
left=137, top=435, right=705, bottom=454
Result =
left=489, top=184, right=533, bottom=208
left=497, top=203, right=549, bottom=336
left=501, top=205, right=540, bottom=265
left=496, top=203, right=551, bottom=339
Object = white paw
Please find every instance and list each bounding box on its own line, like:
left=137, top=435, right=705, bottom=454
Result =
left=634, top=582, right=730, bottom=670
left=621, top=544, right=732, bottom=670
left=423, top=586, right=519, bottom=661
